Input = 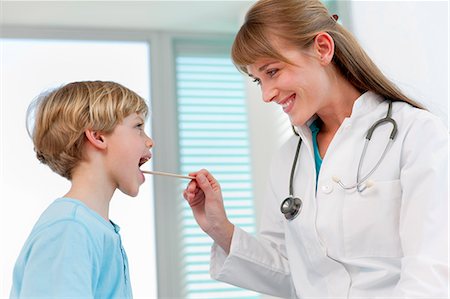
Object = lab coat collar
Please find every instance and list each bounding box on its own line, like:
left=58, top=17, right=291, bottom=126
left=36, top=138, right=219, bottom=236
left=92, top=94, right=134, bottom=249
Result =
left=349, top=91, right=384, bottom=120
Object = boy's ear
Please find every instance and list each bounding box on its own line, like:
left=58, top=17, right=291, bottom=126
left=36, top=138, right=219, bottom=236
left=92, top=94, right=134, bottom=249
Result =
left=84, top=129, right=107, bottom=150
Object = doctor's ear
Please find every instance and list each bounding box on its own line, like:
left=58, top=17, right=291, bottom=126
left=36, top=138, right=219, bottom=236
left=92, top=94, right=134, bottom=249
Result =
left=313, top=32, right=334, bottom=65
left=84, top=129, right=107, bottom=150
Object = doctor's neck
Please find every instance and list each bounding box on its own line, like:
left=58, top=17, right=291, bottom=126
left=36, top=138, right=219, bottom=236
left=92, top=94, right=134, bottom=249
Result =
left=317, top=78, right=361, bottom=134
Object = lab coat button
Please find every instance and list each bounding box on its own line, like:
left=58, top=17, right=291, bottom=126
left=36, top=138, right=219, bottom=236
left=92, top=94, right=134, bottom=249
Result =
left=321, top=184, right=333, bottom=194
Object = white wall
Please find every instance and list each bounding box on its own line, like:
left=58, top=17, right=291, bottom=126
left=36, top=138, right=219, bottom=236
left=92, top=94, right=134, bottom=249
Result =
left=349, top=0, right=448, bottom=123
left=0, top=1, right=254, bottom=34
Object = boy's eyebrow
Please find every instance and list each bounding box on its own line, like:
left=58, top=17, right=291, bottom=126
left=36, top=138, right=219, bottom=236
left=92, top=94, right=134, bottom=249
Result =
left=135, top=115, right=145, bottom=123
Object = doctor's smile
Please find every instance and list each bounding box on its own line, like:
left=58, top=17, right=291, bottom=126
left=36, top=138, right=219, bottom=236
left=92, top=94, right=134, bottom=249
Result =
left=278, top=94, right=296, bottom=114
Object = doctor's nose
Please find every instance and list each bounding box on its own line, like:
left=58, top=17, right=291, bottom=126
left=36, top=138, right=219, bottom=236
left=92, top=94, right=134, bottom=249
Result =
left=261, top=85, right=278, bottom=103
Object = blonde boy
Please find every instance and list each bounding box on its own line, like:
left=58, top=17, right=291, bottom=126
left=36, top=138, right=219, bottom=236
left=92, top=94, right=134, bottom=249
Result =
left=10, top=81, right=153, bottom=298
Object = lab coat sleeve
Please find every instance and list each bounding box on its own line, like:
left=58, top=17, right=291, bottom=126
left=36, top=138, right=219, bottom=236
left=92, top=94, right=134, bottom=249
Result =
left=210, top=155, right=297, bottom=298
left=393, top=112, right=449, bottom=297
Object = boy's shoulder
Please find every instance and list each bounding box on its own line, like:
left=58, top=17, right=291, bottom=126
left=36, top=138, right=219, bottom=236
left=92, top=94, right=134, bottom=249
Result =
left=31, top=198, right=119, bottom=241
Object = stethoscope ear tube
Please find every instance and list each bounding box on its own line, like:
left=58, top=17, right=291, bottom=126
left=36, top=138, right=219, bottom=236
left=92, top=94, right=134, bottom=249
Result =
left=366, top=101, right=397, bottom=140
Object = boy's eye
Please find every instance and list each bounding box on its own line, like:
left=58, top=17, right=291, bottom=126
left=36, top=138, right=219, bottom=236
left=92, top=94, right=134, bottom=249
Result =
left=136, top=123, right=144, bottom=129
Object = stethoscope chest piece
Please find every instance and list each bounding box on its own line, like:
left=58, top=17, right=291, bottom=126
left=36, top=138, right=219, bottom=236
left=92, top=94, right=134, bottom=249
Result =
left=280, top=196, right=303, bottom=220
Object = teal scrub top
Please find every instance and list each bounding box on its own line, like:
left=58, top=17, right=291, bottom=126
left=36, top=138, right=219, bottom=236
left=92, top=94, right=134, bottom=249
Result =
left=310, top=119, right=323, bottom=187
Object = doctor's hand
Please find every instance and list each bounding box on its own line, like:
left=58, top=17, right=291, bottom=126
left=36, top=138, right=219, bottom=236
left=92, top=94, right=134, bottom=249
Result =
left=183, top=169, right=234, bottom=254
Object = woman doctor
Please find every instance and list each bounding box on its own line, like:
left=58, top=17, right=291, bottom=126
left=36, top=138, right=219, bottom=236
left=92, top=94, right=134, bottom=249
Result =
left=183, top=0, right=449, bottom=297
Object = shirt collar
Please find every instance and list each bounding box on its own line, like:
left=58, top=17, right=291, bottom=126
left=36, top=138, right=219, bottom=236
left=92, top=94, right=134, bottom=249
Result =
left=58, top=197, right=119, bottom=232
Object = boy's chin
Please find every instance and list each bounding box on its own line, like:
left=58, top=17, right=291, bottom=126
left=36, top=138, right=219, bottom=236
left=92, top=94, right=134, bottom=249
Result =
left=128, top=190, right=139, bottom=197
left=121, top=186, right=140, bottom=197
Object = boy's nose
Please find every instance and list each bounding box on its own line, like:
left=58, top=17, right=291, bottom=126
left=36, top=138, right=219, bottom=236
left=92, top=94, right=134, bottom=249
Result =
left=145, top=139, right=153, bottom=148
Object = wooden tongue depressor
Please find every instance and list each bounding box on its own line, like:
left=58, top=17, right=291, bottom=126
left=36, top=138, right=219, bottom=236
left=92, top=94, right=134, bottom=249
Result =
left=142, top=170, right=195, bottom=180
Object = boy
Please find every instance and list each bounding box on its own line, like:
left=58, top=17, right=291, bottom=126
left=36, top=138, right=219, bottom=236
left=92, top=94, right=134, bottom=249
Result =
left=10, top=81, right=153, bottom=298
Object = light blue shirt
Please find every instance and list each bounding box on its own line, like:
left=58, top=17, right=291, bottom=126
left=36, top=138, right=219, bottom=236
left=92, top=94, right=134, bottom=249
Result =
left=10, top=197, right=132, bottom=299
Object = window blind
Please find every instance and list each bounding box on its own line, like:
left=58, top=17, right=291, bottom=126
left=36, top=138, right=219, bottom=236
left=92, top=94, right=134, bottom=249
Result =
left=175, top=43, right=259, bottom=299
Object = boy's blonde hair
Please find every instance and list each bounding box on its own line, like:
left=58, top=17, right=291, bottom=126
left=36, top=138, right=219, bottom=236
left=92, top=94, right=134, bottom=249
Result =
left=27, top=81, right=148, bottom=180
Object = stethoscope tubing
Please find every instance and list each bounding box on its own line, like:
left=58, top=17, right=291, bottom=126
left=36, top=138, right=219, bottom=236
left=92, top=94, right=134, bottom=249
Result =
left=289, top=137, right=302, bottom=197
left=346, top=101, right=397, bottom=192
left=283, top=101, right=398, bottom=220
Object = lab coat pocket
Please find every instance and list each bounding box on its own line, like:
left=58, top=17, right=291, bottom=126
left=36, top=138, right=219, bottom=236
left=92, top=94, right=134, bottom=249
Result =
left=343, top=179, right=402, bottom=258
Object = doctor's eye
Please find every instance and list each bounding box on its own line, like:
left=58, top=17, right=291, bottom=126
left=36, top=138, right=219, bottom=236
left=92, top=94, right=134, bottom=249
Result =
left=252, top=78, right=261, bottom=86
left=266, top=69, right=278, bottom=77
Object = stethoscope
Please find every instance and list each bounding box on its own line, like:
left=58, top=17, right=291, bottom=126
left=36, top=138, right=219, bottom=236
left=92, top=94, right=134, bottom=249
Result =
left=280, top=101, right=398, bottom=220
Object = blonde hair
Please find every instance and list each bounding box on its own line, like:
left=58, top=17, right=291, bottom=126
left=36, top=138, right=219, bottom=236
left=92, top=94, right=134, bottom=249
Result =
left=27, top=81, right=148, bottom=180
left=232, top=0, right=424, bottom=108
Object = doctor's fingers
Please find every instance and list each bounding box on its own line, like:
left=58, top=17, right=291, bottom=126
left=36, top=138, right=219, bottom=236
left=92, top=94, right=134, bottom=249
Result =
left=195, top=173, right=219, bottom=198
left=188, top=168, right=210, bottom=178
left=186, top=180, right=198, bottom=192
left=183, top=188, right=192, bottom=201
left=184, top=181, right=200, bottom=198
left=197, top=169, right=221, bottom=191
left=189, top=169, right=220, bottom=187
left=184, top=188, right=206, bottom=208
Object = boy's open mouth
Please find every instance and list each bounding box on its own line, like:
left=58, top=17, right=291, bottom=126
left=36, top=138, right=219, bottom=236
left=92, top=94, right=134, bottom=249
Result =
left=139, top=156, right=150, bottom=168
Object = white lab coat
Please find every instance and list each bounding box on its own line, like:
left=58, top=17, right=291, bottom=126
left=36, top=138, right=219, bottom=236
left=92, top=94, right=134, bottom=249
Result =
left=210, top=92, right=449, bottom=298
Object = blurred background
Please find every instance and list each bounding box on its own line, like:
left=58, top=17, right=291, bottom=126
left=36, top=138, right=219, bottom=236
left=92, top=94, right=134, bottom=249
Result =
left=1, top=1, right=448, bottom=298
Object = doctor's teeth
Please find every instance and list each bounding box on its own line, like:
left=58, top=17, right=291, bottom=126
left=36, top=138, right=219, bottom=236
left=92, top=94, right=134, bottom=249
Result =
left=282, top=99, right=293, bottom=108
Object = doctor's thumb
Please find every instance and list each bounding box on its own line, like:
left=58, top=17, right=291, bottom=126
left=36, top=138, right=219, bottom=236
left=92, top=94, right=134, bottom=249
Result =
left=196, top=174, right=215, bottom=197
